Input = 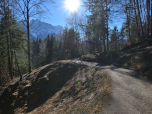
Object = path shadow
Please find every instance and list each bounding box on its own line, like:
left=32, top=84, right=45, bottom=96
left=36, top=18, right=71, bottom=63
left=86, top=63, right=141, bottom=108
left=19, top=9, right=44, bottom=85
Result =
left=95, top=63, right=152, bottom=84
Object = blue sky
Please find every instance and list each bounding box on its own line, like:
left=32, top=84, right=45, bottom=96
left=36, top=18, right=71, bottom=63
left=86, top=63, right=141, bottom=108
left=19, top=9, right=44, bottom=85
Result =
left=30, top=0, right=125, bottom=31
left=32, top=0, right=87, bottom=27
left=41, top=0, right=73, bottom=26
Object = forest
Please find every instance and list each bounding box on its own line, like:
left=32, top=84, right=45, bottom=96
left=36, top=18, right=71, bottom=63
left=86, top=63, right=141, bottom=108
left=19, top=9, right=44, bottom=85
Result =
left=0, top=0, right=152, bottom=86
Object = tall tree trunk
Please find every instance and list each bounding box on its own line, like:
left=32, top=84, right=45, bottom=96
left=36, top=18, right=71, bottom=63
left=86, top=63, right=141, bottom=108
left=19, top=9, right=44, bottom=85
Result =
left=135, top=9, right=141, bottom=41
left=7, top=12, right=13, bottom=79
left=129, top=10, right=132, bottom=44
left=103, top=36, right=106, bottom=52
left=146, top=0, right=150, bottom=39
left=151, top=0, right=152, bottom=39
left=127, top=13, right=132, bottom=44
left=27, top=0, right=31, bottom=73
left=14, top=50, right=22, bottom=80
left=137, top=0, right=145, bottom=41
left=9, top=27, right=13, bottom=79
left=7, top=32, right=13, bottom=79
left=106, top=0, right=109, bottom=51
left=101, top=6, right=106, bottom=52
left=134, top=0, right=140, bottom=41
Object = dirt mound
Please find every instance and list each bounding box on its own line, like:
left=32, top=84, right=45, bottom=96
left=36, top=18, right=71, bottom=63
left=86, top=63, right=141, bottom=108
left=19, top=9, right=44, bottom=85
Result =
left=0, top=61, right=111, bottom=114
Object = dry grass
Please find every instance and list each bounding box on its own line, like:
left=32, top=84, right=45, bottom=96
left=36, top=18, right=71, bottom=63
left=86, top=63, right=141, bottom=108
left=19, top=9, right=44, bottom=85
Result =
left=29, top=62, right=111, bottom=114
left=0, top=60, right=111, bottom=114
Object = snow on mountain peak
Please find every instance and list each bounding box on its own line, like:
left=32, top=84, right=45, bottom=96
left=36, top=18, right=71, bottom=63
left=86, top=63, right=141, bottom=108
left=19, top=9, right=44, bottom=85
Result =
left=20, top=19, right=63, bottom=40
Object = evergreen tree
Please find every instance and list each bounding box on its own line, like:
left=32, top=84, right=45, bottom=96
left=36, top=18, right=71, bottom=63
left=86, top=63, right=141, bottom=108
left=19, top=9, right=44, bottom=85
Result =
left=85, top=0, right=110, bottom=52
left=45, top=34, right=55, bottom=64
left=110, top=26, right=119, bottom=51
left=31, top=38, right=41, bottom=68
left=0, top=4, right=28, bottom=84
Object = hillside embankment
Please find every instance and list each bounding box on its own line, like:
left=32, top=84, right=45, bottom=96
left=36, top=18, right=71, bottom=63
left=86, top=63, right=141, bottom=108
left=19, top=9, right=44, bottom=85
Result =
left=69, top=59, right=152, bottom=114
left=0, top=60, right=111, bottom=114
left=81, top=39, right=152, bottom=80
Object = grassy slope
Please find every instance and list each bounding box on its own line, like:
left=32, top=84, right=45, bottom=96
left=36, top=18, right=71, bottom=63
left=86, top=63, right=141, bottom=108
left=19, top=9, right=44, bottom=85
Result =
left=81, top=39, right=152, bottom=80
left=0, top=60, right=111, bottom=114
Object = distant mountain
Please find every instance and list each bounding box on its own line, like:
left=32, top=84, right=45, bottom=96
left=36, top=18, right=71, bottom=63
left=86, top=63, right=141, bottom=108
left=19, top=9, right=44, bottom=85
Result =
left=19, top=19, right=63, bottom=40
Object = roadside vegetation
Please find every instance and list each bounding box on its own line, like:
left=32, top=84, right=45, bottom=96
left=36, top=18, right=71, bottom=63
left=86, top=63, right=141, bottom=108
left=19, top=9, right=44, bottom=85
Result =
left=81, top=39, right=152, bottom=80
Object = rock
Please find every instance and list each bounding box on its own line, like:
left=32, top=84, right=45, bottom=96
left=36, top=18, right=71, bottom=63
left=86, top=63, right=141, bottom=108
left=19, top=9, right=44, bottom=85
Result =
left=12, top=92, right=18, bottom=96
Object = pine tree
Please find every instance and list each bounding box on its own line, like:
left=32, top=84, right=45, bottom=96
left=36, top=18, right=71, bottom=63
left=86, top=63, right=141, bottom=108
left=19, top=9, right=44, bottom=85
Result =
left=111, top=26, right=119, bottom=51
left=85, top=0, right=109, bottom=52
left=0, top=4, right=28, bottom=84
left=45, top=34, right=55, bottom=64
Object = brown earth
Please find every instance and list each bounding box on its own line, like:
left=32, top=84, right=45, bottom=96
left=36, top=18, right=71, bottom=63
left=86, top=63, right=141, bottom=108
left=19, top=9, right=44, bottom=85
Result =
left=0, top=60, right=111, bottom=114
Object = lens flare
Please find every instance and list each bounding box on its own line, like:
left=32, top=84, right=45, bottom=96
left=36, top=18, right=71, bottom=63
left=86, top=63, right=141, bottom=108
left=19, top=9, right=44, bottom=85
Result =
left=65, top=0, right=80, bottom=12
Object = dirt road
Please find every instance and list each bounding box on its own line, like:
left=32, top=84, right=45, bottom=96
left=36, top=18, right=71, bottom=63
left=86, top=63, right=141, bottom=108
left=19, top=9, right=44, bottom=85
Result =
left=69, top=59, right=152, bottom=114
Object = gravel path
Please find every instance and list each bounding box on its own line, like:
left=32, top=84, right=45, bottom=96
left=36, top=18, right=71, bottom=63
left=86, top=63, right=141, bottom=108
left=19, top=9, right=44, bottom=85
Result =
left=69, top=59, right=152, bottom=114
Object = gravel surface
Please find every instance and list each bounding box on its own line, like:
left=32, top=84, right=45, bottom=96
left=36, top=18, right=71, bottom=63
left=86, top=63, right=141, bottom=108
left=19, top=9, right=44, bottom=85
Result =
left=69, top=59, right=152, bottom=114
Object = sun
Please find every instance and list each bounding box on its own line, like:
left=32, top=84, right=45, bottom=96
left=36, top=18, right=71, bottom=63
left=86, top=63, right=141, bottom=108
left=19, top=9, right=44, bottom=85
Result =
left=65, top=0, right=80, bottom=12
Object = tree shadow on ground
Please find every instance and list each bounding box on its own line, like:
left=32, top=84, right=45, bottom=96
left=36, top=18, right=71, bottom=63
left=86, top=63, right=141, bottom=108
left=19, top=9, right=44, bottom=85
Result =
left=95, top=63, right=152, bottom=84
left=26, top=63, right=79, bottom=113
left=0, top=62, right=79, bottom=114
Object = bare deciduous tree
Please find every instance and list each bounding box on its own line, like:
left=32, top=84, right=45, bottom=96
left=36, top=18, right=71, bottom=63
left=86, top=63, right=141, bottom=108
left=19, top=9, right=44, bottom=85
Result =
left=14, top=0, right=55, bottom=73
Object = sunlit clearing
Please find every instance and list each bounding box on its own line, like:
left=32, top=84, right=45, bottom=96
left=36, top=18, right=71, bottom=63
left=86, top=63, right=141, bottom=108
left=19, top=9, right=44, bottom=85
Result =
left=65, top=0, right=80, bottom=12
